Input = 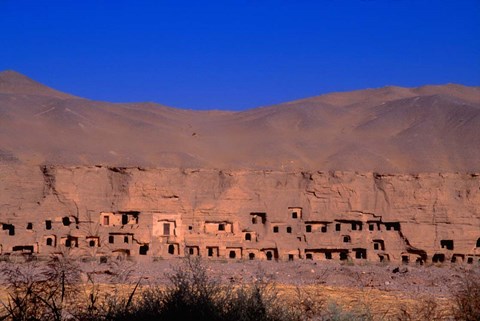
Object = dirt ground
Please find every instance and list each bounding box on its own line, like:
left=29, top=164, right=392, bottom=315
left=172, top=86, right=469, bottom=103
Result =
left=1, top=257, right=478, bottom=319
left=77, top=258, right=477, bottom=297
left=78, top=257, right=479, bottom=318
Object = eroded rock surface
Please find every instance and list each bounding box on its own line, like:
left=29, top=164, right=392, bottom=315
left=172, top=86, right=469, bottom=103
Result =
left=1, top=165, right=479, bottom=264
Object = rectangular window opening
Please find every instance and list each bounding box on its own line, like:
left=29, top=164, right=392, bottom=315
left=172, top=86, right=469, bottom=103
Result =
left=163, top=223, right=171, bottom=235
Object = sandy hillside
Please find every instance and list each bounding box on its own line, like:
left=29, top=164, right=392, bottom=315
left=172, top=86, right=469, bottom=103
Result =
left=1, top=70, right=479, bottom=172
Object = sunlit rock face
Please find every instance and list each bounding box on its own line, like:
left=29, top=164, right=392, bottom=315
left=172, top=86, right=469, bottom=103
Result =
left=1, top=165, right=479, bottom=264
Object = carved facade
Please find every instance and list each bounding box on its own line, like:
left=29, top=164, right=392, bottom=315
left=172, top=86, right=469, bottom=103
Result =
left=0, top=165, right=479, bottom=264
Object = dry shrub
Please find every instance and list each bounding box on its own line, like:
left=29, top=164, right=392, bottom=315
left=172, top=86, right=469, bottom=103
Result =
left=0, top=256, right=81, bottom=321
left=2, top=256, right=301, bottom=321
left=115, top=256, right=302, bottom=321
left=293, top=286, right=326, bottom=320
left=11, top=256, right=478, bottom=321
left=395, top=297, right=450, bottom=321
left=452, top=270, right=480, bottom=321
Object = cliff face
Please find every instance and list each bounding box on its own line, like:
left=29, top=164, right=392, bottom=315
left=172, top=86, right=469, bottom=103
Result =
left=1, top=165, right=479, bottom=264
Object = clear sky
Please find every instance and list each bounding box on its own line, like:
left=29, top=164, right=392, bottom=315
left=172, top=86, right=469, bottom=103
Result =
left=1, top=1, right=479, bottom=110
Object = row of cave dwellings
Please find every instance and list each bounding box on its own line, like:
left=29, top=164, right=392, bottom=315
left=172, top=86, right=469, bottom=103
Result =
left=185, top=209, right=480, bottom=264
left=1, top=208, right=479, bottom=265
left=0, top=213, right=149, bottom=259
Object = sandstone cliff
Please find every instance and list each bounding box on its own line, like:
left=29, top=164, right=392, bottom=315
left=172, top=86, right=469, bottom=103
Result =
left=1, top=165, right=478, bottom=264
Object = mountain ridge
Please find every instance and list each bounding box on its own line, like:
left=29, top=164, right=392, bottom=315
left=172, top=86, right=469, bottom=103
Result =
left=0, top=71, right=479, bottom=172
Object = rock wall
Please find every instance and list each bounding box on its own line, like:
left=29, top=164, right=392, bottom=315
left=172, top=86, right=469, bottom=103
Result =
left=0, top=165, right=479, bottom=264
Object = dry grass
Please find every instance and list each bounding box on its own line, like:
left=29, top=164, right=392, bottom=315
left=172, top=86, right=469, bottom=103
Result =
left=276, top=285, right=454, bottom=320
left=0, top=257, right=477, bottom=321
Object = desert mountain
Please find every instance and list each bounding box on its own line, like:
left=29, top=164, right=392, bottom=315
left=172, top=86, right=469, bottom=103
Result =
left=0, top=70, right=479, bottom=172
left=0, top=70, right=75, bottom=99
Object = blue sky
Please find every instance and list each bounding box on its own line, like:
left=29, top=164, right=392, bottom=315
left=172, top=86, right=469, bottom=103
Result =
left=1, top=0, right=479, bottom=110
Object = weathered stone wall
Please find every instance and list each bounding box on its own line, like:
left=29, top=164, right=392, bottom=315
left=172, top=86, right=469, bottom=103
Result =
left=0, top=165, right=479, bottom=264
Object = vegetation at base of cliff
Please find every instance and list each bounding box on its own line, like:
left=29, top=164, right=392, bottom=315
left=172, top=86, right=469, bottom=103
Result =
left=452, top=273, right=480, bottom=321
left=0, top=256, right=478, bottom=321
